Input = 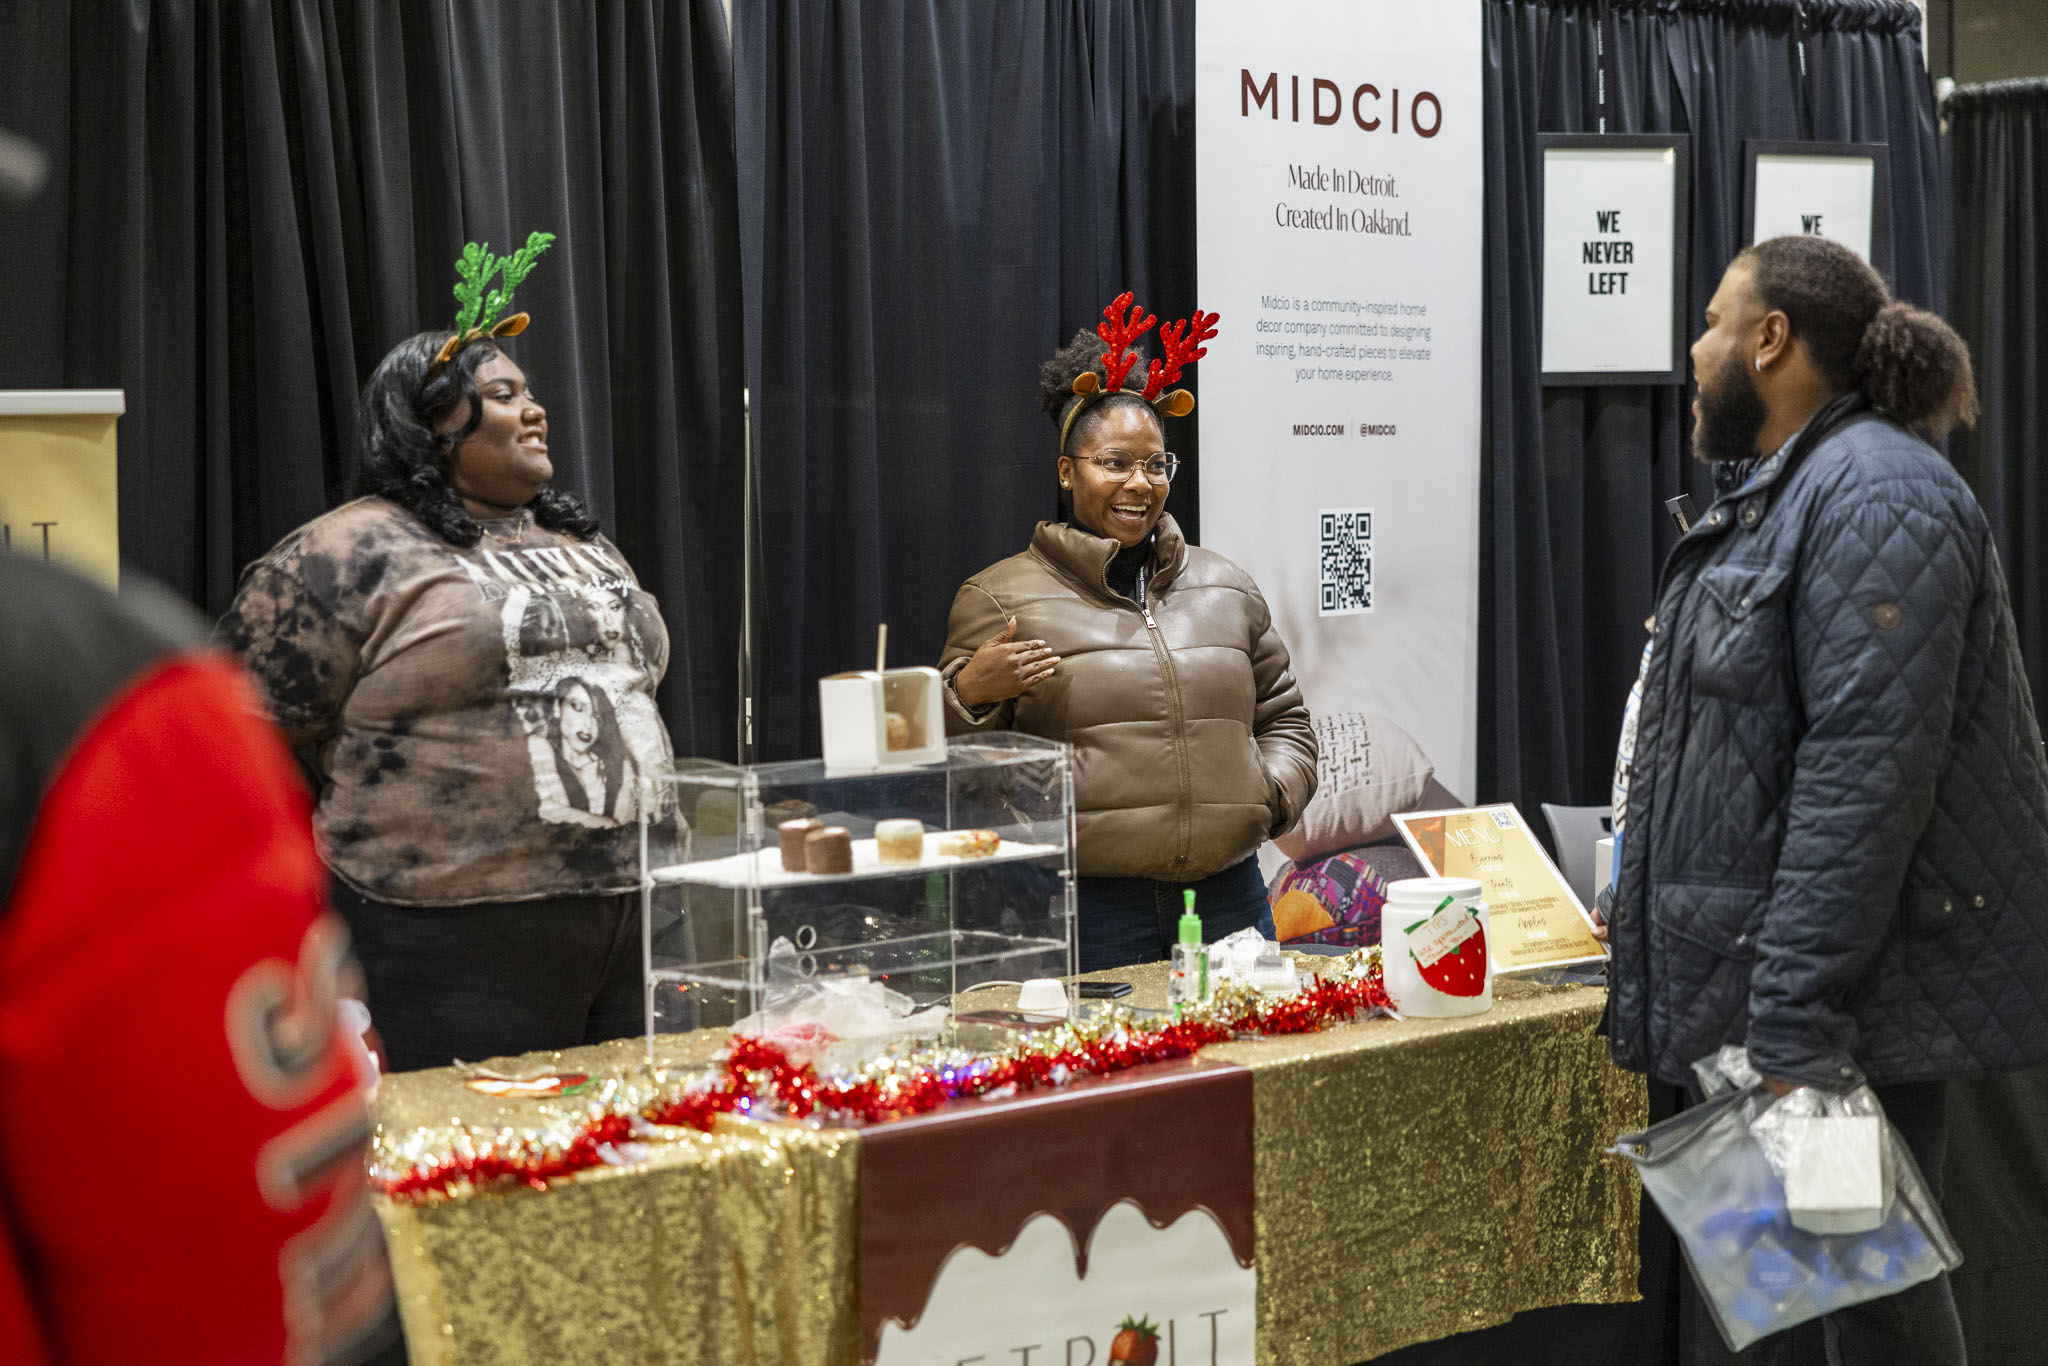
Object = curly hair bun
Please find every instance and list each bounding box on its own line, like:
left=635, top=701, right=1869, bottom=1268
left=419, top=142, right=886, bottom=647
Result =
left=1039, top=329, right=1101, bottom=418
left=1741, top=236, right=1979, bottom=438
left=1855, top=300, right=1980, bottom=436
left=1037, top=326, right=1157, bottom=418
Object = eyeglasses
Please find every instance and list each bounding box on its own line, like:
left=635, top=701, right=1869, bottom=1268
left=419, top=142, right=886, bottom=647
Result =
left=1073, top=452, right=1180, bottom=485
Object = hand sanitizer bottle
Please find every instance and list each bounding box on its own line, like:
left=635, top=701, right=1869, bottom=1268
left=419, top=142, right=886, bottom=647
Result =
left=1168, top=890, right=1208, bottom=1015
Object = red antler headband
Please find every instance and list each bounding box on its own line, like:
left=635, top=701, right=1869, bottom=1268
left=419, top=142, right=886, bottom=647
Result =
left=1058, top=291, right=1222, bottom=454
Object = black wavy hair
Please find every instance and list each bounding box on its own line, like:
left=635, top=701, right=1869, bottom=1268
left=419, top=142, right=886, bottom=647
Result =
left=356, top=331, right=601, bottom=546
left=1038, top=327, right=1164, bottom=454
left=1738, top=236, right=1979, bottom=437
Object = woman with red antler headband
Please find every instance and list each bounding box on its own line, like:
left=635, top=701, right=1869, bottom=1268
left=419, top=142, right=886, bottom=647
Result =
left=940, top=295, right=1318, bottom=969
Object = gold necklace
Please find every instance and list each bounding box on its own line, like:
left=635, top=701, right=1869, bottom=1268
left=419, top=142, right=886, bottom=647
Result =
left=478, top=511, right=527, bottom=545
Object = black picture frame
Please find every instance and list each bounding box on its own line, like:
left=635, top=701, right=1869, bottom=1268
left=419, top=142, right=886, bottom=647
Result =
left=1742, top=140, right=1891, bottom=277
left=1539, top=132, right=1691, bottom=387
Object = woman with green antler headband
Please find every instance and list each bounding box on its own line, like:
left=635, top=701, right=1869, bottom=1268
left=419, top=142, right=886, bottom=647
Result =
left=216, top=232, right=681, bottom=1073
left=939, top=295, right=1319, bottom=970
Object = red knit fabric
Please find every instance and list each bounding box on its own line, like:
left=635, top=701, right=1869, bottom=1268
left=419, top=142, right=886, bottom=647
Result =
left=0, top=656, right=389, bottom=1365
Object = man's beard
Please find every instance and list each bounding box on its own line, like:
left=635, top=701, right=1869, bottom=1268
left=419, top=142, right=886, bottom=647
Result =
left=1691, top=351, right=1768, bottom=465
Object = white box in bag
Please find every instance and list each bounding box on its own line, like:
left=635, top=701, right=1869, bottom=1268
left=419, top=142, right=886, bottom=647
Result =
left=1783, top=1115, right=1885, bottom=1234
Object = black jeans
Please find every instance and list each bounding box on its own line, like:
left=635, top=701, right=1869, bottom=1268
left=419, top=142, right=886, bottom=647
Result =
left=1679, top=1080, right=1966, bottom=1366
left=1075, top=854, right=1276, bottom=971
left=330, top=882, right=644, bottom=1073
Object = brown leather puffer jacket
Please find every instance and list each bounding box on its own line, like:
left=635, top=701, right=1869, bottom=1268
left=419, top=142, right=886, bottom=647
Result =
left=940, top=515, right=1317, bottom=881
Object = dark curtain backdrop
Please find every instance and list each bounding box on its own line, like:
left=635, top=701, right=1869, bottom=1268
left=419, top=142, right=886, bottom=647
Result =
left=1948, top=78, right=2047, bottom=723
left=1941, top=76, right=2048, bottom=1366
left=0, top=0, right=745, bottom=759
left=1482, top=0, right=1946, bottom=823
left=736, top=0, right=1199, bottom=760
left=736, top=0, right=1949, bottom=798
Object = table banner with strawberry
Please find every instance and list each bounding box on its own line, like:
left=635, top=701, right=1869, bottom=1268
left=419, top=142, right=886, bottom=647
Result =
left=860, top=1058, right=1256, bottom=1363
left=367, top=957, right=1647, bottom=1365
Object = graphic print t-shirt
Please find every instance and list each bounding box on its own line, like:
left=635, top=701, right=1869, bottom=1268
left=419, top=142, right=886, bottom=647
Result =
left=218, top=497, right=676, bottom=905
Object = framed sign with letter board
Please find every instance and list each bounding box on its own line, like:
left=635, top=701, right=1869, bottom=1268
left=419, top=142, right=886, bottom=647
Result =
left=1744, top=140, right=1889, bottom=274
left=1391, top=804, right=1608, bottom=973
left=1539, top=133, right=1690, bottom=386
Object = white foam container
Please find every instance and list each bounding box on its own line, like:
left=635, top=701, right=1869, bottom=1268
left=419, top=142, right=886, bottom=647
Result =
left=1381, top=876, right=1493, bottom=1017
left=818, top=666, right=947, bottom=770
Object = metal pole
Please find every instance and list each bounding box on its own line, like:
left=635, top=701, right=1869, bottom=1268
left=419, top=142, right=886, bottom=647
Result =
left=739, top=386, right=757, bottom=763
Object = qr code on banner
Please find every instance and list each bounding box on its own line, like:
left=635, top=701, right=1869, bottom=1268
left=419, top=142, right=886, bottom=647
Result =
left=1318, top=508, right=1373, bottom=615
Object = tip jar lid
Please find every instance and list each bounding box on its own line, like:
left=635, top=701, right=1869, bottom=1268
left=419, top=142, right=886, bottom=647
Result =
left=1386, top=877, right=1484, bottom=905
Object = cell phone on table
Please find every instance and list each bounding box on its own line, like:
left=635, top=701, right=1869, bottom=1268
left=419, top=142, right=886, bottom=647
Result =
left=955, top=1008, right=1063, bottom=1031
left=1077, top=980, right=1133, bottom=999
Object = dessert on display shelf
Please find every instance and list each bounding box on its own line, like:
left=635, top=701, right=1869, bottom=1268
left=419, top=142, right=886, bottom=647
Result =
left=766, top=818, right=1004, bottom=878
left=804, top=826, right=855, bottom=875
left=937, top=829, right=1001, bottom=859
left=875, top=819, right=926, bottom=865
left=778, top=817, right=822, bottom=871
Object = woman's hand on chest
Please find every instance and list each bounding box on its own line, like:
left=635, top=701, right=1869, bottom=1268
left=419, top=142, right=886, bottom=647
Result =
left=954, top=617, right=1061, bottom=707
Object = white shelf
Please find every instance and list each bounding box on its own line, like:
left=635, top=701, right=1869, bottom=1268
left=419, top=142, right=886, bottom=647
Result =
left=649, top=830, right=1062, bottom=890
left=0, top=389, right=126, bottom=416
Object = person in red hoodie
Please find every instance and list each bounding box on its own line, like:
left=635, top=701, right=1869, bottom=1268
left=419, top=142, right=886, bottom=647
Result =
left=0, top=552, right=399, bottom=1365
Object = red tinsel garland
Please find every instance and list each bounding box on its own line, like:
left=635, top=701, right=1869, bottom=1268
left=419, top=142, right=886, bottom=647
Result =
left=379, top=1112, right=638, bottom=1202
left=378, top=966, right=1390, bottom=1203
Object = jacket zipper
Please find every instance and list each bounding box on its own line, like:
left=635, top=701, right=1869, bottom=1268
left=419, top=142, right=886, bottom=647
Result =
left=1135, top=564, right=1195, bottom=877
left=1627, top=494, right=1739, bottom=1070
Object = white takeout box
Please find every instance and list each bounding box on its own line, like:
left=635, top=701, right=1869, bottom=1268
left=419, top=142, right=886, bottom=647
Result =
left=1783, top=1114, right=1886, bottom=1234
left=818, top=666, right=947, bottom=771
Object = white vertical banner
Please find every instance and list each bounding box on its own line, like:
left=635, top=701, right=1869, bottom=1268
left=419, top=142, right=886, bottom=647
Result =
left=1196, top=2, right=1484, bottom=798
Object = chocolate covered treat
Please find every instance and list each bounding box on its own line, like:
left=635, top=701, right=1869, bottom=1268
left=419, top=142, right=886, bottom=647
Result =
left=875, top=818, right=925, bottom=865
left=778, top=818, right=822, bottom=872
left=765, top=797, right=819, bottom=827
left=936, top=828, right=1001, bottom=859
left=805, top=825, right=855, bottom=875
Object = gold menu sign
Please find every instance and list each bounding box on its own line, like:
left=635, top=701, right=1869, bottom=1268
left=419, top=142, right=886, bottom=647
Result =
left=0, top=390, right=123, bottom=590
left=1392, top=804, right=1608, bottom=972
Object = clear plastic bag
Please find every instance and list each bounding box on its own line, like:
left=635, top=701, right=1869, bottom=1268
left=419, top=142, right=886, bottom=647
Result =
left=1691, top=1043, right=1759, bottom=1097
left=732, top=936, right=949, bottom=1070
left=1610, top=1079, right=1961, bottom=1351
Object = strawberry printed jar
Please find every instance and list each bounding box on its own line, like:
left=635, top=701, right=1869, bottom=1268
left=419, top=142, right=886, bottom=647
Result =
left=1381, top=877, right=1493, bottom=1017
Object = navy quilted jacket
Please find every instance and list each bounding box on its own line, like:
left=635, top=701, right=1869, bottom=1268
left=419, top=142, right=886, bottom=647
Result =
left=1605, top=399, right=2048, bottom=1090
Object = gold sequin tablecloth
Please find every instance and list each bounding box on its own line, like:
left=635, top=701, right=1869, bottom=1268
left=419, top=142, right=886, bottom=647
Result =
left=1203, top=975, right=1646, bottom=1364
left=373, top=1032, right=862, bottom=1366
left=372, top=969, right=1645, bottom=1366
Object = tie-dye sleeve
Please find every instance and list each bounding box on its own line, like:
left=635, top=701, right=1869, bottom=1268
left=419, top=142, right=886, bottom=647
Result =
left=215, top=537, right=364, bottom=750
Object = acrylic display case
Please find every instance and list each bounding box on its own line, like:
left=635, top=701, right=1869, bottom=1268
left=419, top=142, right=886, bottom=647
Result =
left=639, top=732, right=1077, bottom=1043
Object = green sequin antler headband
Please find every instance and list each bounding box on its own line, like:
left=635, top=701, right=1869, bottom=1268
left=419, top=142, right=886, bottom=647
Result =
left=429, top=230, right=557, bottom=371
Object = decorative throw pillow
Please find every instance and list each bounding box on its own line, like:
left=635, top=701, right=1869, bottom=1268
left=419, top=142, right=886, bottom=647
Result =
left=1268, top=842, right=1430, bottom=946
left=1272, top=712, right=1435, bottom=863
left=1267, top=848, right=1384, bottom=947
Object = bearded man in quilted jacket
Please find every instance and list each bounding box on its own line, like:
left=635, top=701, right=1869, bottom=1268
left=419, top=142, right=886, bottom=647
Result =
left=1600, top=235, right=2048, bottom=1365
